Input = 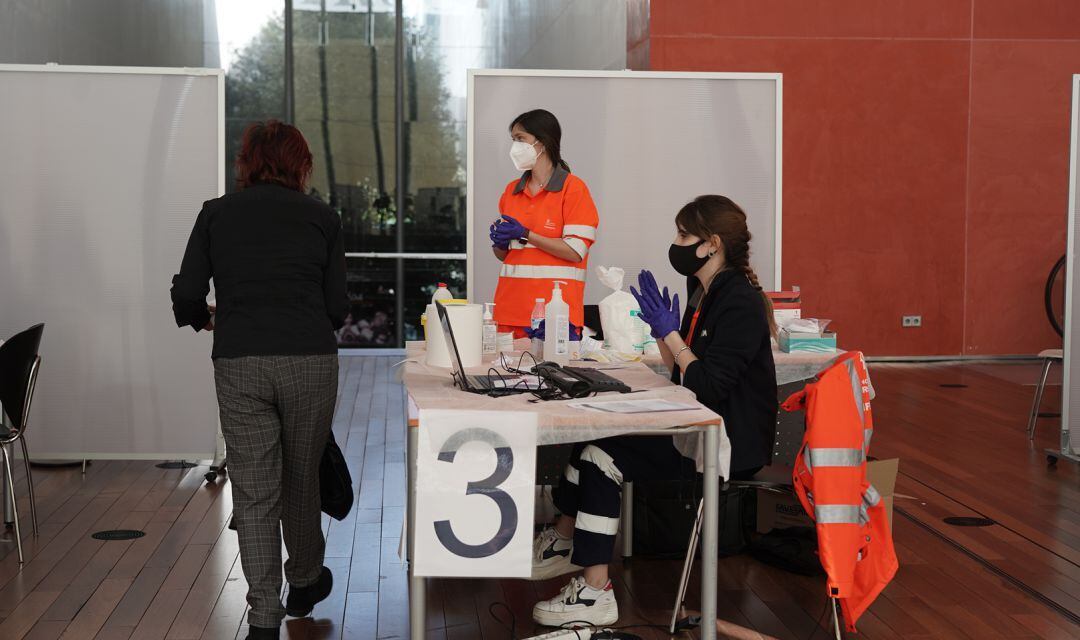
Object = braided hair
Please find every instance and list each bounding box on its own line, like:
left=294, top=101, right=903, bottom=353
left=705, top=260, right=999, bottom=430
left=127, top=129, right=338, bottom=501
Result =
left=674, top=195, right=778, bottom=339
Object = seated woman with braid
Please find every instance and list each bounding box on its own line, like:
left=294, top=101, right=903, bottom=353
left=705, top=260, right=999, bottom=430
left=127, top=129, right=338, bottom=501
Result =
left=528, top=195, right=779, bottom=629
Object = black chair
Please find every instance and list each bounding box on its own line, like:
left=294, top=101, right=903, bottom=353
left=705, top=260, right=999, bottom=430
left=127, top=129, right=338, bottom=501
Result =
left=0, top=323, right=44, bottom=563
left=668, top=378, right=809, bottom=633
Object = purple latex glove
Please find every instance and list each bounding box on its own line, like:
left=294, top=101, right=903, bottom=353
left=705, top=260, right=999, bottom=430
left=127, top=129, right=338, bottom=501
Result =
left=491, top=214, right=529, bottom=246
left=630, top=269, right=681, bottom=340
left=524, top=320, right=581, bottom=342
left=489, top=221, right=510, bottom=250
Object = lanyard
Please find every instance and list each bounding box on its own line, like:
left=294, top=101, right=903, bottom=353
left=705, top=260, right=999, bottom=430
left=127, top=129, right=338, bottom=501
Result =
left=686, top=282, right=712, bottom=345
left=686, top=308, right=702, bottom=347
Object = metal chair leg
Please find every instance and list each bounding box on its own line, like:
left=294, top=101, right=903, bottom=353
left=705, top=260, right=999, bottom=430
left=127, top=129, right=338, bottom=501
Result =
left=1028, top=358, right=1054, bottom=440
left=2, top=446, right=23, bottom=564
left=669, top=497, right=705, bottom=634
left=19, top=438, right=38, bottom=535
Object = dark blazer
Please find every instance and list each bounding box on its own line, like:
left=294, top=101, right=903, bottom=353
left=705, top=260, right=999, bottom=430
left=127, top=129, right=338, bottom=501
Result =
left=171, top=183, right=347, bottom=358
left=673, top=269, right=779, bottom=474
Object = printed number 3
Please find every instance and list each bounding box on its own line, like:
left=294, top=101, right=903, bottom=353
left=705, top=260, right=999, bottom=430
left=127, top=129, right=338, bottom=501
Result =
left=433, top=427, right=518, bottom=558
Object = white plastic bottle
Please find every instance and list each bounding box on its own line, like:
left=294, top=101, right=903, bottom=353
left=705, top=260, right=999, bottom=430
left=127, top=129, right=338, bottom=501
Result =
left=543, top=281, right=570, bottom=366
left=432, top=282, right=453, bottom=303
left=530, top=297, right=546, bottom=356
left=482, top=303, right=497, bottom=355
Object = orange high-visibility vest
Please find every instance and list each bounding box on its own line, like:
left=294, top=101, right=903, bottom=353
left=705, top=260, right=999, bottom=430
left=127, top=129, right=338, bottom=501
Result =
left=492, top=166, right=599, bottom=328
left=782, top=351, right=898, bottom=633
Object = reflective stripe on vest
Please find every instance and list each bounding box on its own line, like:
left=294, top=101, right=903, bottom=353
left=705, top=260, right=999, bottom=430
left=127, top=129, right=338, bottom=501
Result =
left=500, top=264, right=587, bottom=281
left=863, top=428, right=873, bottom=454
left=864, top=484, right=881, bottom=508
left=563, top=224, right=596, bottom=240
left=564, top=236, right=589, bottom=259
left=815, top=505, right=864, bottom=525
left=812, top=485, right=880, bottom=526
left=845, top=358, right=866, bottom=427
left=807, top=448, right=864, bottom=468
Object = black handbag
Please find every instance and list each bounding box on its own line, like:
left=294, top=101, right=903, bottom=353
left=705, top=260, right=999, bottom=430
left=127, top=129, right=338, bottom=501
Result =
left=320, top=431, right=354, bottom=521
left=631, top=478, right=755, bottom=558
left=748, top=526, right=825, bottom=576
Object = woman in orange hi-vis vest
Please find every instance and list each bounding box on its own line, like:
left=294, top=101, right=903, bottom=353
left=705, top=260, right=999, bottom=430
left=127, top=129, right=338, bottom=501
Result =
left=488, top=109, right=599, bottom=338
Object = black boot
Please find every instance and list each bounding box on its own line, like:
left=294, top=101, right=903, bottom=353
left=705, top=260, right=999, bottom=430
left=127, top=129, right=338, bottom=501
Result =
left=285, top=566, right=333, bottom=617
left=245, top=624, right=279, bottom=639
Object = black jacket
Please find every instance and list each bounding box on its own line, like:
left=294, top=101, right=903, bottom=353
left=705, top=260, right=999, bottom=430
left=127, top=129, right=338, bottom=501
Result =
left=171, top=183, right=347, bottom=358
left=673, top=269, right=778, bottom=474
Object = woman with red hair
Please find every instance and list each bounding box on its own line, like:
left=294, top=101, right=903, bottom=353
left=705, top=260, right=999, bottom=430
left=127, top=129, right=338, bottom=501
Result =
left=171, top=120, right=346, bottom=640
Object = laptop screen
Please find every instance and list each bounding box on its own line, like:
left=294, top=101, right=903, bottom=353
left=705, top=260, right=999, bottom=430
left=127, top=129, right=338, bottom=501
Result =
left=435, top=302, right=469, bottom=387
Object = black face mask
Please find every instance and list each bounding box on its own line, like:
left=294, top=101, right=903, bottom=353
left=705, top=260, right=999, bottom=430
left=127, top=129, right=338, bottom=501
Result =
left=668, top=240, right=710, bottom=277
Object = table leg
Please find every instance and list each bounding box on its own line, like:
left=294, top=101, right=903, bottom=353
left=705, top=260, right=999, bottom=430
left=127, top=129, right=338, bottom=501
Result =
left=621, top=481, right=633, bottom=558
left=700, top=428, right=720, bottom=640
left=407, top=426, right=425, bottom=640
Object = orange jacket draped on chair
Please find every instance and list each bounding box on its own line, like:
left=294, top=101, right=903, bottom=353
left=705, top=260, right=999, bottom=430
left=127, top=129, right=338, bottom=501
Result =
left=783, top=351, right=898, bottom=632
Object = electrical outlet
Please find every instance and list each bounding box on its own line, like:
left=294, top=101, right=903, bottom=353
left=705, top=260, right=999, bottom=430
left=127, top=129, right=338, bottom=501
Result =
left=902, top=315, right=922, bottom=328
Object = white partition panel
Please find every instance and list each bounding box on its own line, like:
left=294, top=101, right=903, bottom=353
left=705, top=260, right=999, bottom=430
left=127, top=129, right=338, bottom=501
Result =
left=0, top=64, right=223, bottom=459
left=1064, top=75, right=1080, bottom=458
left=467, top=70, right=782, bottom=307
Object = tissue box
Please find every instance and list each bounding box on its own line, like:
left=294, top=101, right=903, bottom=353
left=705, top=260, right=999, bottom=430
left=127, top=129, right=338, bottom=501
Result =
left=778, top=329, right=837, bottom=353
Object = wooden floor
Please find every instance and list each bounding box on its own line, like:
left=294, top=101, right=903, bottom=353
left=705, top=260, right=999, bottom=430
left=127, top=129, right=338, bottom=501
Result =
left=0, top=357, right=1077, bottom=639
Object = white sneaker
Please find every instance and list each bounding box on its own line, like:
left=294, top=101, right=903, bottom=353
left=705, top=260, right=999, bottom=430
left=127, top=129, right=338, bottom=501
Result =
left=532, top=576, right=619, bottom=628
left=532, top=527, right=579, bottom=581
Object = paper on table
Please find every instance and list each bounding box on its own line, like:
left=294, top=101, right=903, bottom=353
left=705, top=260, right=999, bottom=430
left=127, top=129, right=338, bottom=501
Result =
left=568, top=398, right=700, bottom=414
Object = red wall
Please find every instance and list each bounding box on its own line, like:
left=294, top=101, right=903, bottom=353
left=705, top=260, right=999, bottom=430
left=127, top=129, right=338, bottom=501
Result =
left=650, top=0, right=1080, bottom=356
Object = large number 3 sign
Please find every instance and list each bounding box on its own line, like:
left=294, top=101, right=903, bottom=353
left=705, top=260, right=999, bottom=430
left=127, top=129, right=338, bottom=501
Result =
left=434, top=428, right=517, bottom=558
left=414, top=410, right=537, bottom=577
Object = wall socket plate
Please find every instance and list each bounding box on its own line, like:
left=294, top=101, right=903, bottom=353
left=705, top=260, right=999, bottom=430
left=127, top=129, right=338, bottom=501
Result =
left=902, top=315, right=922, bottom=328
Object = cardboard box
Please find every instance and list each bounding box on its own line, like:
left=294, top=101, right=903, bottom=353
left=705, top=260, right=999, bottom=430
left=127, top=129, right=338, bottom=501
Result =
left=867, top=458, right=898, bottom=532
left=778, top=329, right=837, bottom=353
left=756, top=459, right=899, bottom=534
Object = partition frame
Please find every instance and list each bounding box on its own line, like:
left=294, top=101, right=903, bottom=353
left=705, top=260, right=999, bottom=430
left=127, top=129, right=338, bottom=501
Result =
left=1059, top=74, right=1080, bottom=463
left=0, top=63, right=225, bottom=460
left=465, top=69, right=784, bottom=298
left=0, top=63, right=226, bottom=198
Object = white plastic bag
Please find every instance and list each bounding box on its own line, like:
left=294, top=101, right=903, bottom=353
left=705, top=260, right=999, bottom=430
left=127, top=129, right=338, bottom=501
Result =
left=597, top=266, right=642, bottom=353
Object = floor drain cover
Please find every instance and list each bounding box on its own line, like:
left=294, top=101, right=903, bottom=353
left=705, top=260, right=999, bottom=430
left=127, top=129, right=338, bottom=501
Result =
left=939, top=383, right=969, bottom=388
left=943, top=516, right=995, bottom=527
left=92, top=529, right=146, bottom=541
left=156, top=461, right=197, bottom=469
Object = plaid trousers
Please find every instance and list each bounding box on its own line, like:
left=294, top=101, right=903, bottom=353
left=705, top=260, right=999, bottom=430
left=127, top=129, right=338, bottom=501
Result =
left=213, top=355, right=339, bottom=628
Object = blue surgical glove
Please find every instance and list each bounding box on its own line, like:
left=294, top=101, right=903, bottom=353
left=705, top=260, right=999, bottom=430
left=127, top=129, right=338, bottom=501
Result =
left=492, top=214, right=529, bottom=246
left=489, top=221, right=510, bottom=250
left=524, top=320, right=580, bottom=343
left=630, top=270, right=681, bottom=341
left=524, top=320, right=545, bottom=341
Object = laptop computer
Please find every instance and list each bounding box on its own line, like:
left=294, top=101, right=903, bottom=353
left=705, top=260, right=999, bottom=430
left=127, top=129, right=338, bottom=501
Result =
left=435, top=301, right=527, bottom=395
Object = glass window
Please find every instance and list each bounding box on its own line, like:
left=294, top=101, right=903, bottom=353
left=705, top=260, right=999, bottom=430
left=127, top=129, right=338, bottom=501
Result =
left=339, top=257, right=398, bottom=347
left=337, top=257, right=464, bottom=347
left=218, top=2, right=287, bottom=192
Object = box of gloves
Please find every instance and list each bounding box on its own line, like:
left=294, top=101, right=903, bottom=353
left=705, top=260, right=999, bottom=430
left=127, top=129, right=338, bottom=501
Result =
left=778, top=318, right=837, bottom=353
left=767, top=290, right=802, bottom=329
